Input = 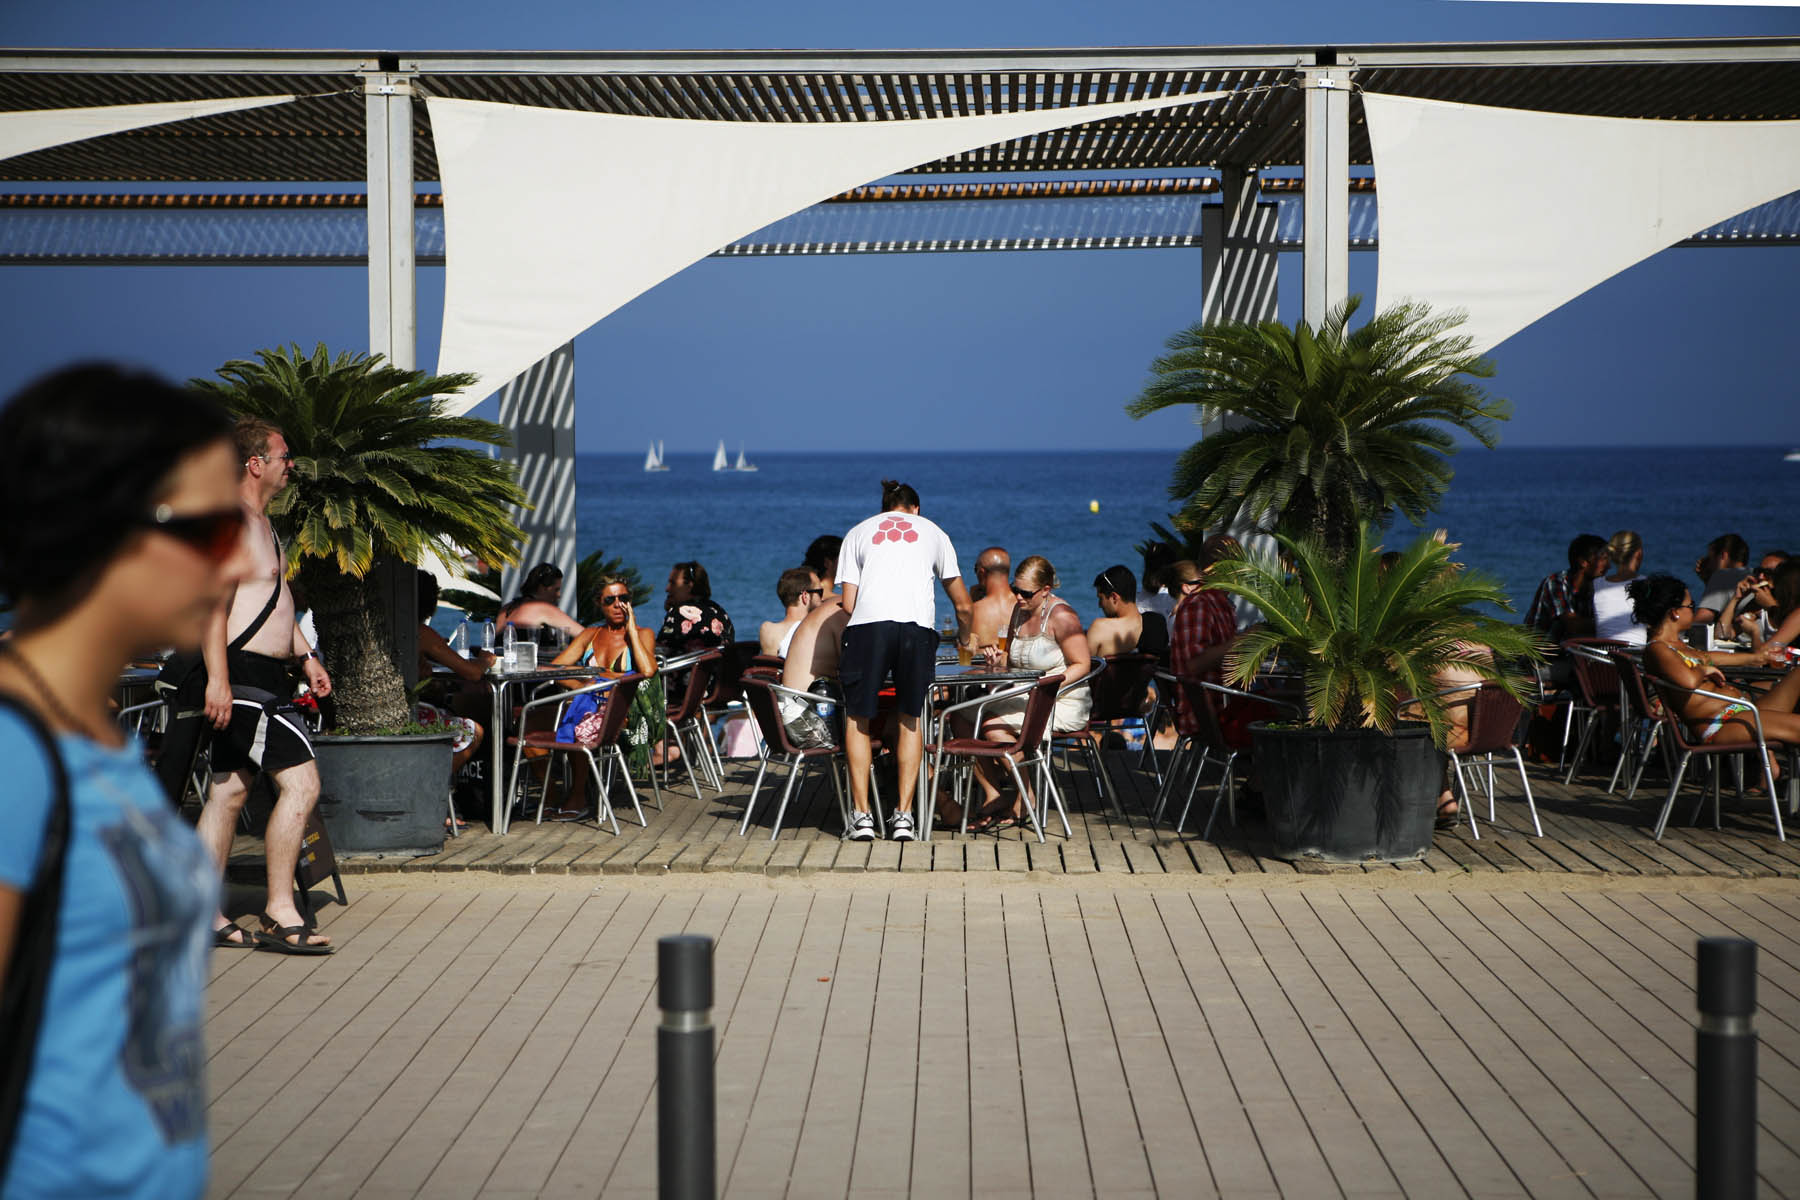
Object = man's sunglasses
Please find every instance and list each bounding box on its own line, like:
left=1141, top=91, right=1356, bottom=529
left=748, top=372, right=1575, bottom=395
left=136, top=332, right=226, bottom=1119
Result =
left=806, top=588, right=826, bottom=599
left=143, top=504, right=245, bottom=564
left=256, top=452, right=295, bottom=465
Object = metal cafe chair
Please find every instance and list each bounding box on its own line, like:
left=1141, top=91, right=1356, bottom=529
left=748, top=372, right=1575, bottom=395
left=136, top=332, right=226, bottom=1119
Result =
left=1560, top=639, right=1626, bottom=784
left=926, top=673, right=1066, bottom=843
left=1433, top=681, right=1542, bottom=839
left=655, top=649, right=724, bottom=797
left=737, top=676, right=874, bottom=840
left=1048, top=657, right=1116, bottom=817
left=504, top=675, right=651, bottom=834
left=1152, top=675, right=1299, bottom=839
left=1606, top=649, right=1672, bottom=801
left=1645, top=676, right=1789, bottom=842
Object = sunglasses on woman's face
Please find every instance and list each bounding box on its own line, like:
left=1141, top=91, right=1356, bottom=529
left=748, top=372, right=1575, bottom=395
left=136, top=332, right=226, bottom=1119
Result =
left=601, top=593, right=630, bottom=606
left=143, top=504, right=245, bottom=564
left=1179, top=578, right=1204, bottom=591
left=1011, top=585, right=1040, bottom=600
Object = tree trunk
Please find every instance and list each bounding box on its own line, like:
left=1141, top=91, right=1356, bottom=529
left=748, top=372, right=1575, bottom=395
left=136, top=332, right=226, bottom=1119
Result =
left=300, top=563, right=412, bottom=734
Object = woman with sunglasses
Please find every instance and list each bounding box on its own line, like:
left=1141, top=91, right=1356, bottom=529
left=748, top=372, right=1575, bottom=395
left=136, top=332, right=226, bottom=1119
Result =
left=543, top=576, right=661, bottom=820
left=959, top=555, right=1092, bottom=830
left=0, top=365, right=253, bottom=1199
left=1634, top=573, right=1800, bottom=760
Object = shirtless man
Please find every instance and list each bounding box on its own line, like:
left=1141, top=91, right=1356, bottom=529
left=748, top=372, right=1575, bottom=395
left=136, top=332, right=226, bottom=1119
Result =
left=968, top=547, right=1015, bottom=649
left=760, top=566, right=823, bottom=657
left=778, top=565, right=849, bottom=749
left=193, top=419, right=335, bottom=954
left=1087, top=564, right=1146, bottom=657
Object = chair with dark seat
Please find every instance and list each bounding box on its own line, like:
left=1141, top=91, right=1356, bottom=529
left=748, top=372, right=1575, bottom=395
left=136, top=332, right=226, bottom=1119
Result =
left=504, top=674, right=653, bottom=833
left=926, top=672, right=1065, bottom=842
left=737, top=676, right=869, bottom=839
left=1152, top=674, right=1299, bottom=838
left=1608, top=649, right=1673, bottom=802
left=1560, top=638, right=1625, bottom=784
left=1060, top=652, right=1161, bottom=811
left=1437, top=682, right=1541, bottom=839
left=657, top=650, right=723, bottom=796
left=1645, top=674, right=1789, bottom=842
left=1048, top=657, right=1116, bottom=816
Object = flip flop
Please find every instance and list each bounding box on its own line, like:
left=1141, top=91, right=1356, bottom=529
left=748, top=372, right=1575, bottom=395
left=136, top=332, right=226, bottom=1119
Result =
left=1435, top=795, right=1461, bottom=828
left=254, top=914, right=333, bottom=956
left=213, top=923, right=256, bottom=949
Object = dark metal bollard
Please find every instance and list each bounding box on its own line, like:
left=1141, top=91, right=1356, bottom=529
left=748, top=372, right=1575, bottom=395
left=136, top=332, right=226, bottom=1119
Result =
left=658, top=934, right=715, bottom=1200
left=1696, top=937, right=1756, bottom=1199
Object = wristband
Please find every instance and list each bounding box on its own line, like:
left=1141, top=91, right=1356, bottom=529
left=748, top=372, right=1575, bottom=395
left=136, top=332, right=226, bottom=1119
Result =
left=301, top=650, right=320, bottom=662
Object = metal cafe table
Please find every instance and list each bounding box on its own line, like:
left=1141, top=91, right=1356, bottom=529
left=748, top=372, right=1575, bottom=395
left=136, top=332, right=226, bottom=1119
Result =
left=914, top=659, right=1041, bottom=840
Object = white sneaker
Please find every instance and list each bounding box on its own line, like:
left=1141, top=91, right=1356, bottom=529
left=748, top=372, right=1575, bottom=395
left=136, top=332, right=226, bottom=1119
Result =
left=889, top=812, right=916, bottom=841
left=848, top=811, right=877, bottom=841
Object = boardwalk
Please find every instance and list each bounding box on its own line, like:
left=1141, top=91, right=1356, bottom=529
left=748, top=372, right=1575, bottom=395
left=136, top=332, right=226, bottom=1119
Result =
left=274, top=747, right=1800, bottom=882
left=209, top=873, right=1800, bottom=1199
left=204, top=750, right=1800, bottom=1197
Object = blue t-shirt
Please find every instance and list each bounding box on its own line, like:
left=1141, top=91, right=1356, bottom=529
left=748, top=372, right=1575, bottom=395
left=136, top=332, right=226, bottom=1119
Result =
left=0, top=711, right=216, bottom=1200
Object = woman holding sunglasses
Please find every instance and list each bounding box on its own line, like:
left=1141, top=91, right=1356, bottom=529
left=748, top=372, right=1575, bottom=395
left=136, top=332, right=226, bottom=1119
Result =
left=959, top=555, right=1092, bottom=830
left=542, top=576, right=661, bottom=820
left=0, top=365, right=253, bottom=1199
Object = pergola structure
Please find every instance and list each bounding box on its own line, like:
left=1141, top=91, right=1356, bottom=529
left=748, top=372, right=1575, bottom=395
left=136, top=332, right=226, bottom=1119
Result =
left=5, top=38, right=1799, bottom=590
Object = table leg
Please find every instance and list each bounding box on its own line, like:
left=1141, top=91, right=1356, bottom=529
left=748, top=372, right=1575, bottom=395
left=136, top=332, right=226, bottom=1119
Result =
left=491, top=678, right=508, bottom=834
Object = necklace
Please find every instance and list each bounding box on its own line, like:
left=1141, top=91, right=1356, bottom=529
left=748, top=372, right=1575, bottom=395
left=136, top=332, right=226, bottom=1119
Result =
left=0, top=640, right=107, bottom=741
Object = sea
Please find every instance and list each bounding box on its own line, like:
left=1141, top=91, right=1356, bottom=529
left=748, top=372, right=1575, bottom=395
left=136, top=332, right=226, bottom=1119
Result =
left=573, top=445, right=1800, bottom=630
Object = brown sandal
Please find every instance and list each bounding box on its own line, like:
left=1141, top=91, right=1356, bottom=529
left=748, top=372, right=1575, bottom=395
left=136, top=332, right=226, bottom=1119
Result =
left=254, top=914, right=333, bottom=955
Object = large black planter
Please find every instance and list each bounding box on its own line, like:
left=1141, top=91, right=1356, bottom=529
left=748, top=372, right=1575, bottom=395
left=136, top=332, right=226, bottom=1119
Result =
left=313, top=732, right=454, bottom=856
left=1250, top=721, right=1444, bottom=863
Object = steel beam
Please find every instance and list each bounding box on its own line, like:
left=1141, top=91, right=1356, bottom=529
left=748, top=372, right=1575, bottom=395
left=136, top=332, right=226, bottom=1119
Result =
left=1301, top=68, right=1351, bottom=326
left=364, top=70, right=415, bottom=369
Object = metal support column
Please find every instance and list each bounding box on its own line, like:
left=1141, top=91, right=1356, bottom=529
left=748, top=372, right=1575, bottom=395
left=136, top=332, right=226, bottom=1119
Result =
left=1202, top=164, right=1279, bottom=327
left=364, top=66, right=416, bottom=369
left=1301, top=67, right=1352, bottom=327
left=498, top=343, right=578, bottom=602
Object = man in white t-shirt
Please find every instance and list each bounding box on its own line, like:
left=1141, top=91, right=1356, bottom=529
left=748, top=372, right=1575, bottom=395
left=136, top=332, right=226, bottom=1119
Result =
left=837, top=479, right=973, bottom=841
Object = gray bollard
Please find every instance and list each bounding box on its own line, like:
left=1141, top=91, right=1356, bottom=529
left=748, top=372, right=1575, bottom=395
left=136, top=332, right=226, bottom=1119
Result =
left=658, top=934, right=715, bottom=1200
left=1696, top=937, right=1756, bottom=1200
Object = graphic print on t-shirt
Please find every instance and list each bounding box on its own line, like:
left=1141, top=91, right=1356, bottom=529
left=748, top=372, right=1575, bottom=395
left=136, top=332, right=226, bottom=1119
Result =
left=99, top=804, right=210, bottom=1144
left=870, top=515, right=919, bottom=545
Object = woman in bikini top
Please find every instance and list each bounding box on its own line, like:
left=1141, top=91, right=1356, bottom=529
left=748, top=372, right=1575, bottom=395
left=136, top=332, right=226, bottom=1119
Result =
left=1632, top=574, right=1800, bottom=750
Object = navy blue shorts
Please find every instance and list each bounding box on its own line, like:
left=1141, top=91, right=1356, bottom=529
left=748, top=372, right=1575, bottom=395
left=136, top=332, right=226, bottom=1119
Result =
left=839, top=620, right=937, bottom=719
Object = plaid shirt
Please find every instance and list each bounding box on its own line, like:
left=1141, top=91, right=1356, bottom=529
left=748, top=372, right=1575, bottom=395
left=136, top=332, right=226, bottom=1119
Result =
left=1524, top=568, right=1593, bottom=635
left=1169, top=586, right=1238, bottom=736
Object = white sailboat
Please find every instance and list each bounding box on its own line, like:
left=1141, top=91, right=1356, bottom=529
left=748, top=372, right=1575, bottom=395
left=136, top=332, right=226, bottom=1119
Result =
left=712, top=440, right=730, bottom=471
left=643, top=440, right=669, bottom=471
left=734, top=445, right=758, bottom=472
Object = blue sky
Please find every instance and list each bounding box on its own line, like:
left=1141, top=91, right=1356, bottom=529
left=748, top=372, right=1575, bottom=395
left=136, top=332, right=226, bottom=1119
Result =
left=4, top=1, right=1798, bottom=452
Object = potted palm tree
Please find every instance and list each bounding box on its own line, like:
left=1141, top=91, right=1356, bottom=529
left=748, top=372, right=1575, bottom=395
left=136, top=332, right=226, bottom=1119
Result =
left=1209, top=525, right=1540, bottom=861
left=1128, top=296, right=1535, bottom=860
left=196, top=345, right=526, bottom=852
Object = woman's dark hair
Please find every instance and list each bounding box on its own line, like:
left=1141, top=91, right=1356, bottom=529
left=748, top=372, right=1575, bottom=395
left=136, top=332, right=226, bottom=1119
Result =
left=0, top=363, right=232, bottom=605
left=1768, top=561, right=1800, bottom=623
left=673, top=560, right=711, bottom=601
left=417, top=568, right=441, bottom=621
left=1627, top=573, right=1690, bottom=628
left=501, top=561, right=563, bottom=614
left=804, top=534, right=841, bottom=575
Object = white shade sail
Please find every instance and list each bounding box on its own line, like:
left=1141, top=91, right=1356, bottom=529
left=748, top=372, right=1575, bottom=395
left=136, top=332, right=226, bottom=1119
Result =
left=0, top=95, right=297, bottom=165
left=430, top=90, right=1226, bottom=412
left=1366, top=92, right=1800, bottom=355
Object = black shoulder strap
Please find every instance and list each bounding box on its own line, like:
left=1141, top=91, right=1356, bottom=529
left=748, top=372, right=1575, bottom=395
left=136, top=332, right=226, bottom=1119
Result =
left=0, top=694, right=71, bottom=1184
left=227, top=523, right=284, bottom=653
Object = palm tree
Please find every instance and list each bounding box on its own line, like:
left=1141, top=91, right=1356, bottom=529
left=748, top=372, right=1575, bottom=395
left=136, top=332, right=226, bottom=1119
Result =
left=195, top=345, right=527, bottom=733
left=1126, top=296, right=1508, bottom=564
left=1207, top=522, right=1542, bottom=744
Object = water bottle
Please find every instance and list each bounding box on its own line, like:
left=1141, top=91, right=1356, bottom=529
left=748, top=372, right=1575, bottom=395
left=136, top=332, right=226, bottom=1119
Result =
left=502, top=623, right=518, bottom=672
left=481, top=620, right=495, bottom=652
left=449, top=621, right=467, bottom=655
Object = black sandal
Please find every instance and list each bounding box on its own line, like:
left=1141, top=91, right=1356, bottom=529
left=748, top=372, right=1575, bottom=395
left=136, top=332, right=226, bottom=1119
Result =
left=214, top=923, right=256, bottom=949
left=254, top=914, right=333, bottom=956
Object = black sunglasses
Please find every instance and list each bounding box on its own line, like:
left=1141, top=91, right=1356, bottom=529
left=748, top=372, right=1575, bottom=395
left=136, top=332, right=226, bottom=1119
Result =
left=806, top=588, right=826, bottom=599
left=1010, top=585, right=1040, bottom=600
left=143, top=504, right=245, bottom=564
left=601, top=593, right=630, bottom=606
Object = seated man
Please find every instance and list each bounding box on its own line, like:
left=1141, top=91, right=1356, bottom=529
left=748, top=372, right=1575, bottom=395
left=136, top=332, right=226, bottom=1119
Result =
left=1524, top=533, right=1609, bottom=642
left=1088, top=564, right=1158, bottom=657
left=1694, top=532, right=1753, bottom=628
left=968, top=546, right=1016, bottom=649
left=760, top=565, right=822, bottom=657
left=778, top=582, right=848, bottom=748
